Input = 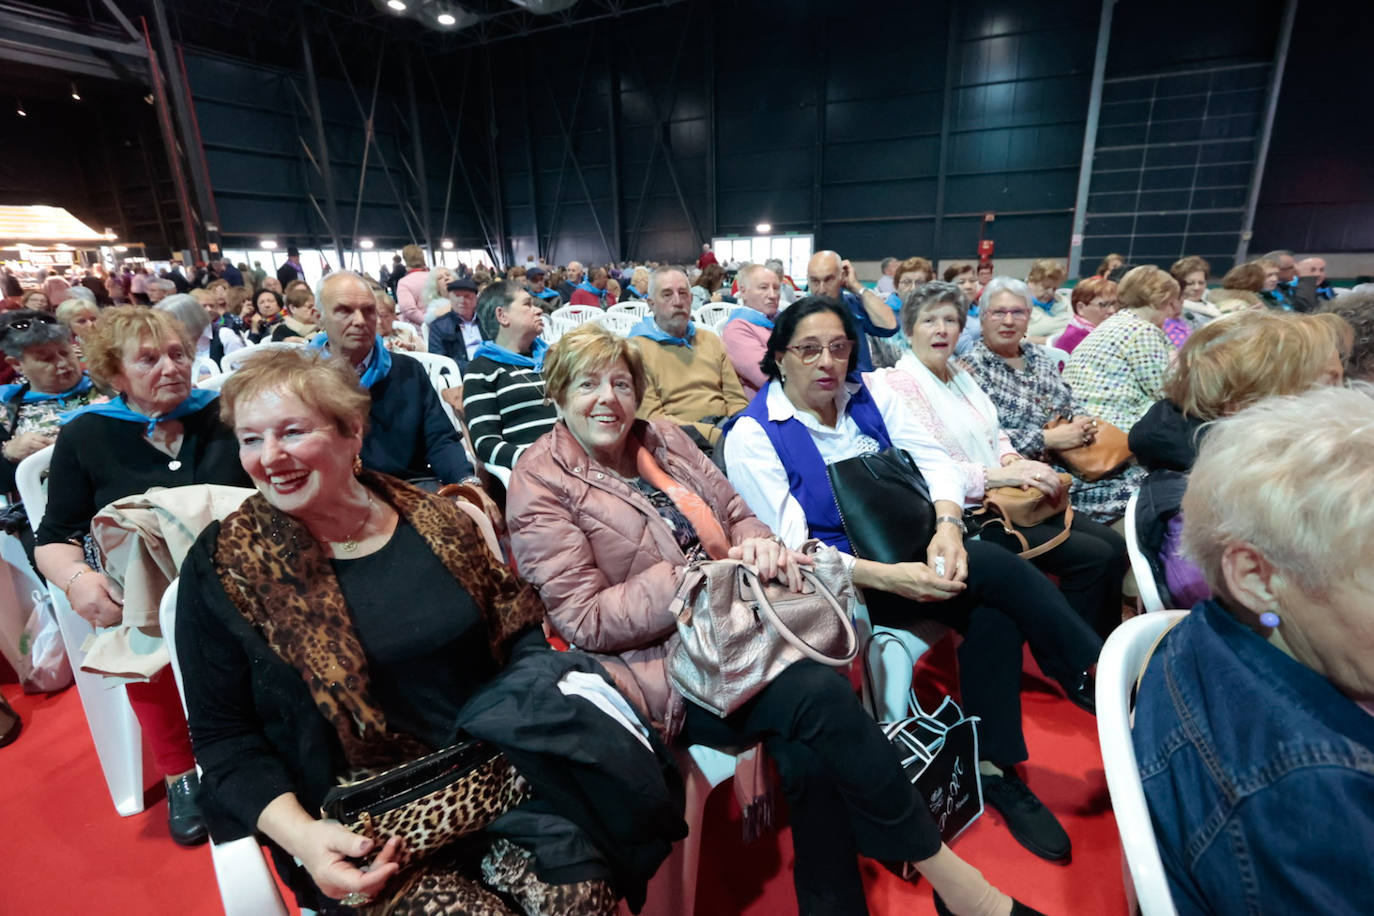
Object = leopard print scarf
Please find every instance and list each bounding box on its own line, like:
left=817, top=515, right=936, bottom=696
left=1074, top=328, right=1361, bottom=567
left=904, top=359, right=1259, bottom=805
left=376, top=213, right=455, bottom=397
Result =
left=214, top=470, right=545, bottom=770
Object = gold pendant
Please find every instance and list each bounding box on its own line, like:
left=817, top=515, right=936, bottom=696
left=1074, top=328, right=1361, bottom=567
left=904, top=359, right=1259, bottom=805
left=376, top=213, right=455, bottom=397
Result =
left=340, top=539, right=358, bottom=552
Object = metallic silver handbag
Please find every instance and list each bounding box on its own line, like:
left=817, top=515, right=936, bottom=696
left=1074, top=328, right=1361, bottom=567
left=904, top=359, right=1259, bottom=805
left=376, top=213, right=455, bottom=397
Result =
left=666, top=542, right=858, bottom=717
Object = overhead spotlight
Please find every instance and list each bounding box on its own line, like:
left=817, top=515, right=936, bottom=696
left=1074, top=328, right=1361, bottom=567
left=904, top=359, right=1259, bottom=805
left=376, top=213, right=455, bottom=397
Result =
left=144, top=93, right=155, bottom=105
left=70, top=82, right=81, bottom=101
left=386, top=0, right=406, bottom=10
left=441, top=239, right=454, bottom=249
left=260, top=239, right=278, bottom=249
left=16, top=99, right=26, bottom=117
left=436, top=12, right=456, bottom=25
left=114, top=245, right=129, bottom=252
left=755, top=222, right=772, bottom=234
left=359, top=239, right=375, bottom=249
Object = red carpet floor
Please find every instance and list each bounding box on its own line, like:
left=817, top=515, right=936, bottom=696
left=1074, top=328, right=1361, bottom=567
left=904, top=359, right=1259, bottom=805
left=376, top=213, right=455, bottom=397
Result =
left=0, top=641, right=1125, bottom=915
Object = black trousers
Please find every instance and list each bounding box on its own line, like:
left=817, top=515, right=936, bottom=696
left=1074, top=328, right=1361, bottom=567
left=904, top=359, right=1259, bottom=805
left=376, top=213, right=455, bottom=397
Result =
left=980, top=515, right=1129, bottom=639
left=866, top=539, right=1103, bottom=766
left=679, top=660, right=942, bottom=916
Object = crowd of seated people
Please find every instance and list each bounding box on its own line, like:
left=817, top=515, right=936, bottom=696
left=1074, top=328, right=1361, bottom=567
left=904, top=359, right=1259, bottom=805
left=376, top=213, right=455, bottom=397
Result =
left=4, top=242, right=1373, bottom=915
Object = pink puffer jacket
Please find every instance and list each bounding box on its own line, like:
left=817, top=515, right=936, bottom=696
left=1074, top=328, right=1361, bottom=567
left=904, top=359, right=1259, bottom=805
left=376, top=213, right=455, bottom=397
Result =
left=507, top=418, right=772, bottom=737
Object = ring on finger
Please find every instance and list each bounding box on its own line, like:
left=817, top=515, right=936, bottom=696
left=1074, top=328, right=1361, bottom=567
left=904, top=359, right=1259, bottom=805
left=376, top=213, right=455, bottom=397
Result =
left=341, top=891, right=371, bottom=906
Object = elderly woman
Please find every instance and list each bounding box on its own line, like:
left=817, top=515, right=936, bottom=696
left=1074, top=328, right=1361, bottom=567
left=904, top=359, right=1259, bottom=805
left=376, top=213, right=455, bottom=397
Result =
left=1024, top=259, right=1068, bottom=342
left=868, top=283, right=1129, bottom=637
left=420, top=265, right=456, bottom=326
left=1052, top=276, right=1118, bottom=354
left=1128, top=311, right=1346, bottom=608
left=33, top=306, right=251, bottom=846
left=1094, top=253, right=1124, bottom=278
left=247, top=288, right=285, bottom=342
left=1169, top=255, right=1217, bottom=322
left=724, top=300, right=1103, bottom=867
left=508, top=324, right=1046, bottom=916
left=55, top=297, right=101, bottom=363
left=622, top=266, right=651, bottom=301
left=20, top=290, right=52, bottom=314
left=1062, top=265, right=1178, bottom=432
left=271, top=284, right=319, bottom=342
left=942, top=263, right=979, bottom=302
left=1133, top=385, right=1374, bottom=913
left=1319, top=290, right=1374, bottom=382
left=394, top=243, right=431, bottom=327
left=959, top=277, right=1140, bottom=523
left=375, top=290, right=423, bottom=352
left=176, top=349, right=622, bottom=915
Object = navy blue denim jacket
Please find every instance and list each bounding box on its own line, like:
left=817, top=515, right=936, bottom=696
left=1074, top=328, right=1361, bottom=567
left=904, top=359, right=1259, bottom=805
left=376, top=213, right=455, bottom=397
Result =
left=1132, top=600, right=1374, bottom=915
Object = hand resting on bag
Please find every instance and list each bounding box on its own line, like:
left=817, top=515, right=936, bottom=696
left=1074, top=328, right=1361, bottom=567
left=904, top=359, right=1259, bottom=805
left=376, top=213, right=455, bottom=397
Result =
left=258, top=792, right=403, bottom=902
left=1043, top=415, right=1098, bottom=450
left=727, top=536, right=812, bottom=593
left=988, top=458, right=1064, bottom=498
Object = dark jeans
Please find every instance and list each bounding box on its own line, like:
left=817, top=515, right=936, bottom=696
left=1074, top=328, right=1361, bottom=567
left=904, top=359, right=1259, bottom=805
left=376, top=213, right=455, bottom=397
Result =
left=679, top=660, right=941, bottom=916
left=866, top=539, right=1102, bottom=766
left=980, top=515, right=1129, bottom=638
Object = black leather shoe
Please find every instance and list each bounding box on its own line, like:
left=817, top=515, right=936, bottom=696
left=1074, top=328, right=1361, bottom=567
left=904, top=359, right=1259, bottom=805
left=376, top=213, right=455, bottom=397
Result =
left=0, top=693, right=20, bottom=748
left=981, top=769, right=1071, bottom=862
left=166, top=771, right=209, bottom=846
left=934, top=892, right=1049, bottom=916
left=1058, top=670, right=1096, bottom=715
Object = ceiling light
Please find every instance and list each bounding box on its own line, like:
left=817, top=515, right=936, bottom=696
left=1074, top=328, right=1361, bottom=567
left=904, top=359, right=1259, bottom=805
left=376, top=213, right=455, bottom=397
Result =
left=359, top=239, right=375, bottom=249
left=755, top=222, right=772, bottom=234
left=441, top=239, right=454, bottom=249
left=16, top=99, right=26, bottom=117
left=114, top=245, right=128, bottom=252
left=386, top=0, right=406, bottom=10
left=436, top=12, right=456, bottom=25
left=260, top=239, right=277, bottom=249
left=70, top=82, right=81, bottom=101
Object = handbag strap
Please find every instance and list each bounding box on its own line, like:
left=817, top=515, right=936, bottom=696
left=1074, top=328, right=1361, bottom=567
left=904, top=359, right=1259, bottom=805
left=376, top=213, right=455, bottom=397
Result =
left=971, top=502, right=1074, bottom=561
left=741, top=564, right=858, bottom=666
left=1134, top=616, right=1184, bottom=697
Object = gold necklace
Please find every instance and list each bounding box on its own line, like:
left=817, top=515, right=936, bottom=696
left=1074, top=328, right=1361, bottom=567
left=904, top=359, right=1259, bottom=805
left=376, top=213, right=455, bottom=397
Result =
left=325, top=494, right=374, bottom=552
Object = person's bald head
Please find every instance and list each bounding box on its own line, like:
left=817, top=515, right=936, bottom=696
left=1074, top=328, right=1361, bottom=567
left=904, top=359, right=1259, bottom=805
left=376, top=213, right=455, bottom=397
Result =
left=567, top=261, right=585, bottom=283
left=807, top=250, right=844, bottom=299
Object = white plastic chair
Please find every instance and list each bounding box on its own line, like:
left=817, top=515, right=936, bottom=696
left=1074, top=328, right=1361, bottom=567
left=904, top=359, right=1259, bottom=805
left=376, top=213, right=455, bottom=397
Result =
left=192, top=354, right=221, bottom=382
left=400, top=351, right=465, bottom=438
left=195, top=372, right=230, bottom=391
left=15, top=445, right=146, bottom=816
left=692, top=303, right=730, bottom=329
left=552, top=304, right=604, bottom=325
left=160, top=580, right=291, bottom=916
left=598, top=311, right=639, bottom=336
left=607, top=301, right=648, bottom=319
left=1124, top=490, right=1166, bottom=614
left=220, top=340, right=305, bottom=373
left=1096, top=610, right=1186, bottom=916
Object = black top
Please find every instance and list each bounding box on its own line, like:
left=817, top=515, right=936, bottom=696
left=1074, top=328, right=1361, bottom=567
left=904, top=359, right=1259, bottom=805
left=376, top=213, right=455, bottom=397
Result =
left=269, top=322, right=306, bottom=342
left=36, top=401, right=251, bottom=547
left=1129, top=398, right=1207, bottom=473
left=330, top=520, right=494, bottom=749
left=363, top=352, right=472, bottom=483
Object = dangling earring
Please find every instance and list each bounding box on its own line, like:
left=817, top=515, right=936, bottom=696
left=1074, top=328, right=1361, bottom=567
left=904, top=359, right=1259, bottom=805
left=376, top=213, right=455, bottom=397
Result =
left=779, top=371, right=787, bottom=384
left=1259, top=611, right=1281, bottom=628
left=353, top=455, right=363, bottom=475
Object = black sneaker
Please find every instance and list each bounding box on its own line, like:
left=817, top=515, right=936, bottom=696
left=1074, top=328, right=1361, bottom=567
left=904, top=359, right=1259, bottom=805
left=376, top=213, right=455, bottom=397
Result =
left=934, top=892, right=1049, bottom=916
left=981, top=769, right=1071, bottom=862
left=166, top=771, right=209, bottom=847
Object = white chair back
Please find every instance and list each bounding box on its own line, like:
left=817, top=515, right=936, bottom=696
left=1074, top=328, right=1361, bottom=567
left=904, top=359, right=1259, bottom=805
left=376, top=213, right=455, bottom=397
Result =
left=400, top=351, right=465, bottom=438
left=598, top=311, right=639, bottom=336
left=1124, top=490, right=1167, bottom=614
left=607, top=301, right=648, bottom=318
left=196, top=372, right=230, bottom=391
left=552, top=304, right=604, bottom=325
left=692, top=303, right=731, bottom=329
left=220, top=340, right=307, bottom=373
left=1096, top=610, right=1187, bottom=916
left=15, top=445, right=54, bottom=531
left=192, top=355, right=221, bottom=382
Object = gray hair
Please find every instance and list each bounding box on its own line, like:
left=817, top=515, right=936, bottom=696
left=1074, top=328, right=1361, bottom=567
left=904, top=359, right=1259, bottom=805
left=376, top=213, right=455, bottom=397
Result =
left=0, top=312, right=72, bottom=359
left=66, top=286, right=97, bottom=305
left=647, top=265, right=689, bottom=298
left=150, top=278, right=176, bottom=293
left=316, top=270, right=372, bottom=312
left=1319, top=291, right=1374, bottom=381
left=880, top=257, right=898, bottom=272
left=55, top=299, right=99, bottom=327
left=736, top=262, right=776, bottom=290
left=764, top=258, right=786, bottom=275
left=1182, top=384, right=1374, bottom=602
left=155, top=293, right=209, bottom=340
left=1262, top=249, right=1296, bottom=263
left=476, top=279, right=521, bottom=341
left=900, top=281, right=970, bottom=337
left=978, top=276, right=1032, bottom=313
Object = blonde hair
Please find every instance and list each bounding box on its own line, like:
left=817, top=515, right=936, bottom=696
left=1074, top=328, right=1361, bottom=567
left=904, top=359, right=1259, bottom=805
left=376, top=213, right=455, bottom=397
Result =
left=402, top=244, right=426, bottom=269
left=55, top=299, right=99, bottom=329
left=1164, top=311, right=1347, bottom=420
left=1026, top=259, right=1067, bottom=287
left=1221, top=261, right=1266, bottom=292
left=1170, top=255, right=1211, bottom=288
left=542, top=323, right=647, bottom=408
left=220, top=347, right=371, bottom=437
left=1117, top=265, right=1180, bottom=314
left=893, top=257, right=934, bottom=286
left=85, top=306, right=193, bottom=389
left=1182, top=384, right=1374, bottom=600
left=189, top=288, right=213, bottom=305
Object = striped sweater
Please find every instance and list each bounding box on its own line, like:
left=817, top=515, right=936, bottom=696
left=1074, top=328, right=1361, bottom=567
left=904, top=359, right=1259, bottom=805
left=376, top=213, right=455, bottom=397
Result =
left=460, top=355, right=559, bottom=470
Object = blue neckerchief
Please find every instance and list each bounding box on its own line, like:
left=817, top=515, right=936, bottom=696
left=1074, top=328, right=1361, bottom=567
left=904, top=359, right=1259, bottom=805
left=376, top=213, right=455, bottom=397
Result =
left=1, top=376, right=93, bottom=404
left=625, top=284, right=644, bottom=299
left=576, top=280, right=605, bottom=301
left=532, top=287, right=560, bottom=301
left=471, top=337, right=548, bottom=370
left=727, top=307, right=774, bottom=330
left=628, top=316, right=695, bottom=348
left=885, top=292, right=902, bottom=312
left=1032, top=295, right=1056, bottom=315
left=59, top=388, right=218, bottom=435
left=307, top=334, right=393, bottom=388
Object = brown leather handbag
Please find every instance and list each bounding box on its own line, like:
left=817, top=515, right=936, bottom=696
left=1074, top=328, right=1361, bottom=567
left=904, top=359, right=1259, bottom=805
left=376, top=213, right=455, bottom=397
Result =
left=969, top=473, right=1075, bottom=560
left=666, top=543, right=858, bottom=717
left=1045, top=416, right=1132, bottom=481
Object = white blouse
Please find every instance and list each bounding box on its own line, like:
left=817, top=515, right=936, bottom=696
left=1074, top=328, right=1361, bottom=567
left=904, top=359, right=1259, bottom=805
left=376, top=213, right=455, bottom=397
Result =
left=724, top=379, right=967, bottom=555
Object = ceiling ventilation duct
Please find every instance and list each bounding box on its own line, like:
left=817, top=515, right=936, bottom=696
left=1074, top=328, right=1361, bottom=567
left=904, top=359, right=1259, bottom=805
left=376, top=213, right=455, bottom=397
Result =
left=505, top=0, right=580, bottom=13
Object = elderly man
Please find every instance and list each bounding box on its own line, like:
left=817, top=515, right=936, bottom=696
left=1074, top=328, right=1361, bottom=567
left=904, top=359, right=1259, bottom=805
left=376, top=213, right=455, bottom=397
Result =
left=1303, top=256, right=1337, bottom=301
left=805, top=250, right=900, bottom=372
left=309, top=271, right=470, bottom=484
left=461, top=281, right=557, bottom=473
left=146, top=278, right=175, bottom=304
left=276, top=246, right=305, bottom=289
left=629, top=266, right=749, bottom=450
left=720, top=262, right=782, bottom=398
left=525, top=265, right=562, bottom=311
left=428, top=277, right=485, bottom=372
left=569, top=266, right=613, bottom=308
left=557, top=260, right=584, bottom=301
left=874, top=256, right=899, bottom=295
left=215, top=258, right=244, bottom=287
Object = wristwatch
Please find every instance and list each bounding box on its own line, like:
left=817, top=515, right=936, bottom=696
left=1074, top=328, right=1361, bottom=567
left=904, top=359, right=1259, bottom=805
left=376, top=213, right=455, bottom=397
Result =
left=936, top=514, right=966, bottom=534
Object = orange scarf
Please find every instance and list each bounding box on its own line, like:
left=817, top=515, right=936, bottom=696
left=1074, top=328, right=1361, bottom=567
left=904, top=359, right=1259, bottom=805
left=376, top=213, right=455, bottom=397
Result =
left=630, top=435, right=732, bottom=560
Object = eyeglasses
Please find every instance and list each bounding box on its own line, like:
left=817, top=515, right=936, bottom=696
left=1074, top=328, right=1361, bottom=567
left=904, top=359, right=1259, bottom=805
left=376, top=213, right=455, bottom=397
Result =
left=0, top=313, right=58, bottom=337
left=986, top=308, right=1031, bottom=321
left=785, top=340, right=854, bottom=364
